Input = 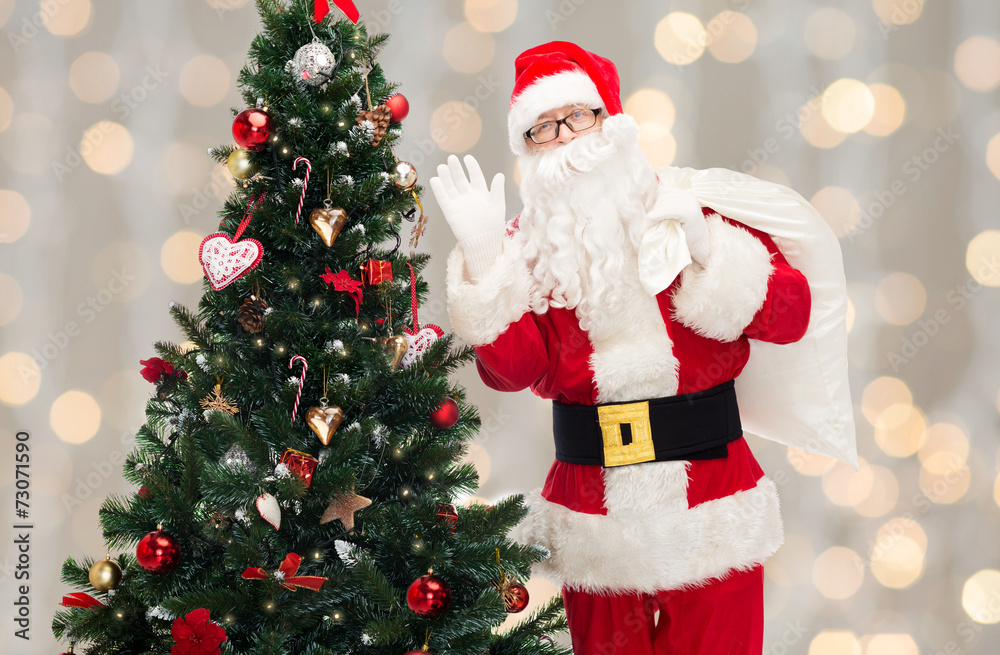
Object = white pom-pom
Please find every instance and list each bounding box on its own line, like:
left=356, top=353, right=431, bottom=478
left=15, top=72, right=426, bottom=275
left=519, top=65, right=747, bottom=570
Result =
left=273, top=569, right=286, bottom=581
left=601, top=113, right=640, bottom=149
left=287, top=117, right=302, bottom=128
left=273, top=463, right=291, bottom=479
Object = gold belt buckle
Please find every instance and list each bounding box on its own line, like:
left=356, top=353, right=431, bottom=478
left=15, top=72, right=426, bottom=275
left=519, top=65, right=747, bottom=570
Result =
left=597, top=401, right=655, bottom=467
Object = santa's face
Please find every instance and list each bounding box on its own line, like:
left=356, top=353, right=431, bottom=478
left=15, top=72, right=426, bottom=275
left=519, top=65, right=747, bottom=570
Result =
left=515, top=112, right=658, bottom=331
left=522, top=104, right=606, bottom=153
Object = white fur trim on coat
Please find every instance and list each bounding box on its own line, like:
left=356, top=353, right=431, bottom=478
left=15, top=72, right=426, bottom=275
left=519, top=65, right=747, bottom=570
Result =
left=670, top=213, right=774, bottom=342
left=508, top=70, right=605, bottom=155
left=446, top=237, right=540, bottom=346
left=512, top=474, right=784, bottom=595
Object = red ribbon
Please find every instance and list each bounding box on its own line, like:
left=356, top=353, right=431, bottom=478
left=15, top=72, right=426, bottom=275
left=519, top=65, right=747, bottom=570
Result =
left=320, top=266, right=364, bottom=317
left=407, top=263, right=419, bottom=332
left=314, top=0, right=359, bottom=24
left=60, top=592, right=104, bottom=608
left=241, top=553, right=327, bottom=592
left=232, top=193, right=266, bottom=241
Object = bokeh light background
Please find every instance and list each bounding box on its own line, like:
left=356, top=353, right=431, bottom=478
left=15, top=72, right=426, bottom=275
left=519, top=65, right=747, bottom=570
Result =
left=1, top=0, right=999, bottom=653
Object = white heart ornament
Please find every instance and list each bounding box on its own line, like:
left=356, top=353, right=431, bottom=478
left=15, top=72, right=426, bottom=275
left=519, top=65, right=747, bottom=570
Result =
left=199, top=233, right=264, bottom=291
left=256, top=492, right=281, bottom=530
left=401, top=325, right=444, bottom=370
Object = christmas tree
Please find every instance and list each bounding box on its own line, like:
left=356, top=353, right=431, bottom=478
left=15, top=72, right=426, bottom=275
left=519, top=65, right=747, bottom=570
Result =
left=51, top=2, right=569, bottom=653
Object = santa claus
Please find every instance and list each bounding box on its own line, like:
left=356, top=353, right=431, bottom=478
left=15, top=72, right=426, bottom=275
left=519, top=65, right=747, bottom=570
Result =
left=430, top=41, right=855, bottom=655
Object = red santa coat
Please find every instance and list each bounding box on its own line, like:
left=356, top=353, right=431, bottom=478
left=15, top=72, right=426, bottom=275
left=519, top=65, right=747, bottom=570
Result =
left=446, top=207, right=811, bottom=595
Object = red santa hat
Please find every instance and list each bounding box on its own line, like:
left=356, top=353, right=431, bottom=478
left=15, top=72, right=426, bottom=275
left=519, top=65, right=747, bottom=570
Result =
left=508, top=41, right=623, bottom=155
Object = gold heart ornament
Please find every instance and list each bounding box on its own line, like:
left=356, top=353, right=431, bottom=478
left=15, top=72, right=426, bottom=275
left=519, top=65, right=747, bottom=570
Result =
left=306, top=405, right=344, bottom=446
left=379, top=335, right=408, bottom=371
left=309, top=205, right=349, bottom=247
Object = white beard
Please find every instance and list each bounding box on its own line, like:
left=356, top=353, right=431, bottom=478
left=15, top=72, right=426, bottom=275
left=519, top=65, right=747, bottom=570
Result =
left=514, top=119, right=658, bottom=333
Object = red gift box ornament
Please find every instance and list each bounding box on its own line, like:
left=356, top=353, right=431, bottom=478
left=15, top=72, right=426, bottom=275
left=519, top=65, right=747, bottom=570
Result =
left=279, top=449, right=319, bottom=487
left=361, top=259, right=392, bottom=286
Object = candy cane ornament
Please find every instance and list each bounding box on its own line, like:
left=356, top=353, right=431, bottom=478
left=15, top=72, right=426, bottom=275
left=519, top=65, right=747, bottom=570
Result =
left=288, top=355, right=308, bottom=423
left=292, top=157, right=311, bottom=225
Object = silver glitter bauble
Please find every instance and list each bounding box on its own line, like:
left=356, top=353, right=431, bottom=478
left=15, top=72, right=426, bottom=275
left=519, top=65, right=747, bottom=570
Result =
left=222, top=444, right=251, bottom=469
left=290, top=40, right=337, bottom=87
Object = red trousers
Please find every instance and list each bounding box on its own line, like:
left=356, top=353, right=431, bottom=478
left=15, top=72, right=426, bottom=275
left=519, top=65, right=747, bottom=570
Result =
left=562, top=565, right=764, bottom=655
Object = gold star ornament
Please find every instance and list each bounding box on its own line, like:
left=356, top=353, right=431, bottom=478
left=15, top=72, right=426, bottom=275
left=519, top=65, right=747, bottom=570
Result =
left=320, top=489, right=372, bottom=531
left=200, top=383, right=239, bottom=414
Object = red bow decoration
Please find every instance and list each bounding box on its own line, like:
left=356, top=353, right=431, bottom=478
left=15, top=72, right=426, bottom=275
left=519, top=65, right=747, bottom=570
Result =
left=60, top=592, right=104, bottom=608
left=242, top=553, right=327, bottom=592
left=313, top=0, right=359, bottom=24
left=320, top=267, right=364, bottom=317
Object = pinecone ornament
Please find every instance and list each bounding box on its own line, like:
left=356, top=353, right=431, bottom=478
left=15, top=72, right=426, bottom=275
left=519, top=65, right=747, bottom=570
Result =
left=356, top=104, right=392, bottom=146
left=237, top=295, right=268, bottom=333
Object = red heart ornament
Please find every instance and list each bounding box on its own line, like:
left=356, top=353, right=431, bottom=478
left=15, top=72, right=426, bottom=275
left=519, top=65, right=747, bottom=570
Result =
left=401, top=325, right=444, bottom=370
left=199, top=233, right=264, bottom=291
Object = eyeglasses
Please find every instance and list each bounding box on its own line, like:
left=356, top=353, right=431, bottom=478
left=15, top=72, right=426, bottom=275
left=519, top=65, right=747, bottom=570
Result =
left=524, top=108, right=602, bottom=144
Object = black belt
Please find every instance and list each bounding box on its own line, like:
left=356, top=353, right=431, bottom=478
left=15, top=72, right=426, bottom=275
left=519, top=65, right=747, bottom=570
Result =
left=552, top=381, right=742, bottom=467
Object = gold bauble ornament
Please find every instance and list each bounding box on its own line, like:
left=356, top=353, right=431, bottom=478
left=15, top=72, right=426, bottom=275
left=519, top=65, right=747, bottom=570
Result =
left=389, top=161, right=417, bottom=189
left=89, top=557, right=123, bottom=592
left=309, top=203, right=349, bottom=247
left=227, top=148, right=259, bottom=179
left=306, top=402, right=344, bottom=446
left=379, top=335, right=408, bottom=371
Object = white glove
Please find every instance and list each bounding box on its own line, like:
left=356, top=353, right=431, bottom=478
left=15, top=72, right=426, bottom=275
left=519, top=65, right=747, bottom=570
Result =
left=647, top=188, right=709, bottom=263
left=429, top=155, right=506, bottom=281
left=637, top=188, right=709, bottom=296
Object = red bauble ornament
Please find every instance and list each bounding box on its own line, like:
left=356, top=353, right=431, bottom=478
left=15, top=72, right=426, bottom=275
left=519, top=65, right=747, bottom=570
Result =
left=504, top=582, right=529, bottom=613
left=386, top=93, right=409, bottom=123
left=436, top=502, right=458, bottom=533
left=232, top=108, right=274, bottom=151
left=136, top=527, right=181, bottom=574
left=406, top=573, right=451, bottom=618
left=429, top=398, right=459, bottom=429
left=403, top=651, right=430, bottom=655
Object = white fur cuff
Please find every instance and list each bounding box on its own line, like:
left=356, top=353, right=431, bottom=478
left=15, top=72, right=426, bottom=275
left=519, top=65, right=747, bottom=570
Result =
left=446, top=238, right=540, bottom=346
left=670, top=214, right=774, bottom=342
left=512, top=476, right=784, bottom=595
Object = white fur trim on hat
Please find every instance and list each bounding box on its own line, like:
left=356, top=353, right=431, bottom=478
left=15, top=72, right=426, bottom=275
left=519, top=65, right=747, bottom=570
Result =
left=512, top=473, right=784, bottom=594
left=508, top=70, right=606, bottom=155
